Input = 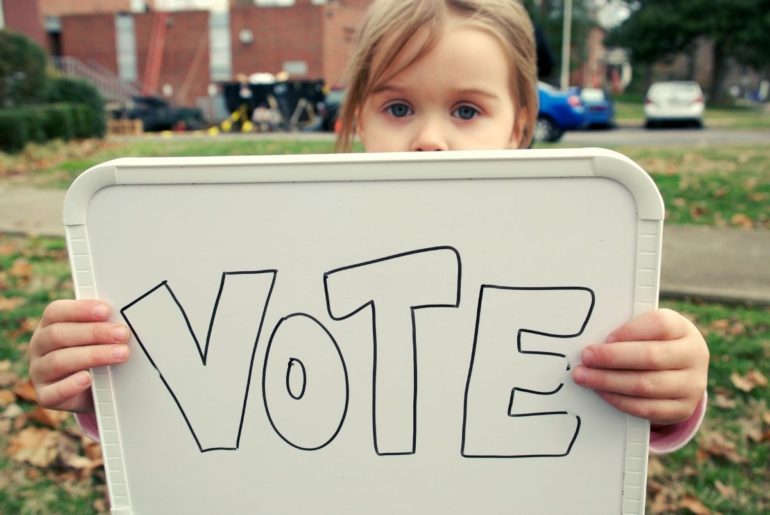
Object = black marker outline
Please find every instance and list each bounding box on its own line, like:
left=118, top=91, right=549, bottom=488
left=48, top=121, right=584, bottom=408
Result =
left=262, top=313, right=350, bottom=451
left=323, top=246, right=462, bottom=456
left=461, top=285, right=594, bottom=459
left=286, top=358, right=307, bottom=400
left=120, top=270, right=277, bottom=453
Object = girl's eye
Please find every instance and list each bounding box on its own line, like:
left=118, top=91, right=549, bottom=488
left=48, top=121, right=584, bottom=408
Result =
left=385, top=102, right=412, bottom=118
left=453, top=105, right=480, bottom=120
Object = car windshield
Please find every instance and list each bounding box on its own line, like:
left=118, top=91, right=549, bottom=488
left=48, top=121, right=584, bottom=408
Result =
left=580, top=89, right=606, bottom=102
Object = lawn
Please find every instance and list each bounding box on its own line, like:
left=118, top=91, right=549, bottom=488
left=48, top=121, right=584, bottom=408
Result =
left=1, top=136, right=769, bottom=513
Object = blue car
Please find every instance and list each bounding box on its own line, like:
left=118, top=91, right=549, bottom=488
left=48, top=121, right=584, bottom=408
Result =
left=576, top=87, right=615, bottom=129
left=535, top=82, right=587, bottom=142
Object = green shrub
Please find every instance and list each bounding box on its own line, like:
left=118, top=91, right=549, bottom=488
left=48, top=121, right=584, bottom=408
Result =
left=41, top=103, right=75, bottom=141
left=0, top=30, right=48, bottom=107
left=0, top=110, right=30, bottom=152
left=46, top=77, right=106, bottom=137
left=0, top=103, right=105, bottom=153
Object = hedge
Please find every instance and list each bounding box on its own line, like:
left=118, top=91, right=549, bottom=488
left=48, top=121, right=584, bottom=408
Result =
left=46, top=77, right=106, bottom=137
left=0, top=103, right=103, bottom=153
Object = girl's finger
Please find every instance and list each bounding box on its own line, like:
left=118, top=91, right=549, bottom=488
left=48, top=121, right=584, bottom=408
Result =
left=594, top=391, right=695, bottom=426
left=572, top=366, right=691, bottom=400
left=31, top=322, right=130, bottom=358
left=606, top=308, right=694, bottom=343
left=39, top=299, right=112, bottom=328
left=580, top=339, right=694, bottom=371
left=30, top=343, right=130, bottom=384
left=35, top=370, right=94, bottom=412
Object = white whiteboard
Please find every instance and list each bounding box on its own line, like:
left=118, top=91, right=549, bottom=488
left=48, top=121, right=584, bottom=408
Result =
left=64, top=149, right=662, bottom=515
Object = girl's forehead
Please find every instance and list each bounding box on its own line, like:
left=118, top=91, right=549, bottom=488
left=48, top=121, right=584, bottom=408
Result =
left=370, top=14, right=506, bottom=89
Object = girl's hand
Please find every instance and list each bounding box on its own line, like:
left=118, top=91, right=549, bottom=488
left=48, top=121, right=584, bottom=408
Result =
left=572, top=308, right=709, bottom=426
left=28, top=299, right=131, bottom=413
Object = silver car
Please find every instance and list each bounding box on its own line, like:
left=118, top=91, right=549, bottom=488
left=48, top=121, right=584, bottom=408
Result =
left=644, top=81, right=705, bottom=128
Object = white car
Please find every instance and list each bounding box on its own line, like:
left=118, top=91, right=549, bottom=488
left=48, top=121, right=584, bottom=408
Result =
left=644, top=81, right=705, bottom=128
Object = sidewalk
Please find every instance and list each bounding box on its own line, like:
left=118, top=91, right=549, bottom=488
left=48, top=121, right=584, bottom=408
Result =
left=1, top=185, right=769, bottom=305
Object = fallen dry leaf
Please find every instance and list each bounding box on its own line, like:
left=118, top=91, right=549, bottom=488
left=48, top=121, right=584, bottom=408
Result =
left=28, top=406, right=71, bottom=429
left=7, top=427, right=61, bottom=467
left=7, top=317, right=39, bottom=340
left=714, top=392, right=737, bottom=409
left=0, top=296, right=26, bottom=312
left=13, top=378, right=36, bottom=402
left=0, top=389, right=16, bottom=407
left=698, top=431, right=745, bottom=463
left=0, top=369, right=19, bottom=387
left=9, top=258, right=32, bottom=279
left=1, top=403, right=23, bottom=419
left=0, top=242, right=19, bottom=256
left=764, top=412, right=770, bottom=425
left=731, top=370, right=768, bottom=392
left=730, top=213, right=754, bottom=229
left=680, top=495, right=711, bottom=514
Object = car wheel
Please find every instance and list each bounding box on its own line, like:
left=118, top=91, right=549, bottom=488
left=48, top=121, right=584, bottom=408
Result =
left=534, top=117, right=563, bottom=142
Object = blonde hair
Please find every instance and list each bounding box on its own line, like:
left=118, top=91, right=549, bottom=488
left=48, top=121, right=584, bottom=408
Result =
left=335, top=0, right=537, bottom=152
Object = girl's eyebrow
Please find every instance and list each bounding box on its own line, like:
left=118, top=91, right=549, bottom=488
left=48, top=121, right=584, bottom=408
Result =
left=371, top=84, right=500, bottom=100
left=370, top=83, right=407, bottom=95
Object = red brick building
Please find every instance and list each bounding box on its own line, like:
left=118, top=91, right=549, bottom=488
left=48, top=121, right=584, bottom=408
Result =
left=47, top=0, right=371, bottom=107
left=0, top=0, right=47, bottom=47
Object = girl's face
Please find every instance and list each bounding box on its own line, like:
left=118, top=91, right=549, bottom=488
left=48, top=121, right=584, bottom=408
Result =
left=358, top=17, right=523, bottom=152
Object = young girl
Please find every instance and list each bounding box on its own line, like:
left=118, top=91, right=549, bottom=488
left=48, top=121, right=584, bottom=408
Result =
left=29, top=0, right=708, bottom=453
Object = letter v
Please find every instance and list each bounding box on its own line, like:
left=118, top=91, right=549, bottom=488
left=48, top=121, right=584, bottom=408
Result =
left=121, top=270, right=277, bottom=452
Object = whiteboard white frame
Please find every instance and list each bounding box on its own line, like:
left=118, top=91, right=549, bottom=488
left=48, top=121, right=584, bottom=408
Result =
left=64, top=148, right=662, bottom=515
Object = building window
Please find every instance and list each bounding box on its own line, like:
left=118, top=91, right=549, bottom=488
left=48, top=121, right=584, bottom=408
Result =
left=115, top=14, right=138, bottom=82
left=209, top=11, right=232, bottom=82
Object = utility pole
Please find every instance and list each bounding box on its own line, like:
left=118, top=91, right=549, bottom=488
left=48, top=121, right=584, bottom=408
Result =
left=560, top=0, right=572, bottom=90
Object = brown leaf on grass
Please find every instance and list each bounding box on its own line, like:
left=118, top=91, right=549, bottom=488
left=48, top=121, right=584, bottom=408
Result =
left=730, top=213, right=754, bottom=229
left=713, top=391, right=737, bottom=409
left=680, top=495, right=711, bottom=514
left=0, top=369, right=19, bottom=388
left=764, top=412, right=770, bottom=425
left=690, top=205, right=708, bottom=220
left=0, top=296, right=26, bottom=311
left=0, top=389, right=16, bottom=406
left=647, top=455, right=665, bottom=478
left=27, top=406, right=70, bottom=429
left=731, top=370, right=768, bottom=392
left=0, top=242, right=20, bottom=256
left=749, top=192, right=769, bottom=202
left=9, top=258, right=32, bottom=279
left=82, top=439, right=102, bottom=461
left=13, top=378, right=37, bottom=402
left=7, top=427, right=61, bottom=467
left=7, top=316, right=39, bottom=340
left=698, top=431, right=745, bottom=463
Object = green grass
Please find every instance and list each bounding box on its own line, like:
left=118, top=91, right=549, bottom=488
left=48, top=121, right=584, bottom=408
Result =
left=620, top=145, right=770, bottom=228
left=0, top=137, right=340, bottom=189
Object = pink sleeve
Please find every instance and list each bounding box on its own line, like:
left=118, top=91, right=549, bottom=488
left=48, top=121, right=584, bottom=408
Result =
left=649, top=391, right=707, bottom=454
left=75, top=412, right=100, bottom=441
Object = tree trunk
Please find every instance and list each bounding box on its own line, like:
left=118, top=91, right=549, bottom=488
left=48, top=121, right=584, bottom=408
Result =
left=709, top=41, right=727, bottom=104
